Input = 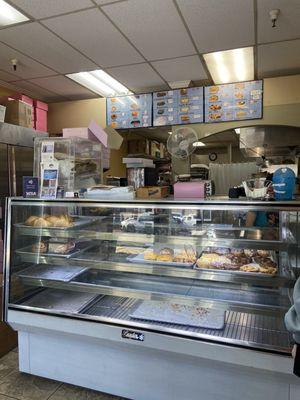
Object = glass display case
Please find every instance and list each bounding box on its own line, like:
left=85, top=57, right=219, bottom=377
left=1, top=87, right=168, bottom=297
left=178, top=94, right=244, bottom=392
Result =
left=3, top=198, right=300, bottom=355
left=33, top=137, right=103, bottom=193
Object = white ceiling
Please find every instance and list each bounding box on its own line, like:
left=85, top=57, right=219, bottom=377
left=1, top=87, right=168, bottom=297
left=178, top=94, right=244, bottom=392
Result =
left=0, top=0, right=298, bottom=102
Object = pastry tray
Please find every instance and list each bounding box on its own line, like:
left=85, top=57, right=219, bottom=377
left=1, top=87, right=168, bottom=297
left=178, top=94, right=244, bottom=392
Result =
left=128, top=252, right=194, bottom=268
left=14, top=216, right=97, bottom=230
left=20, top=288, right=98, bottom=313
left=194, top=251, right=278, bottom=277
left=130, top=301, right=225, bottom=329
left=15, top=240, right=94, bottom=259
left=17, top=264, right=88, bottom=282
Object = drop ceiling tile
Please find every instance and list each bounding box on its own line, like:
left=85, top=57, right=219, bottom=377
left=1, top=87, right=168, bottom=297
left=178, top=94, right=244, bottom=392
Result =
left=0, top=22, right=97, bottom=74
left=10, top=80, right=65, bottom=99
left=107, top=63, right=167, bottom=92
left=177, top=0, right=255, bottom=53
left=95, top=0, right=122, bottom=4
left=102, top=0, right=195, bottom=60
left=257, top=40, right=300, bottom=78
left=0, top=42, right=55, bottom=79
left=43, top=9, right=143, bottom=67
left=29, top=76, right=99, bottom=98
left=151, top=55, right=207, bottom=82
left=9, top=0, right=94, bottom=19
left=257, top=0, right=300, bottom=43
left=0, top=70, right=21, bottom=82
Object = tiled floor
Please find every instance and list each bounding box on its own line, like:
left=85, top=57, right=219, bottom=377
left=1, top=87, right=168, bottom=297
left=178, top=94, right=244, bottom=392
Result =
left=0, top=349, right=125, bottom=400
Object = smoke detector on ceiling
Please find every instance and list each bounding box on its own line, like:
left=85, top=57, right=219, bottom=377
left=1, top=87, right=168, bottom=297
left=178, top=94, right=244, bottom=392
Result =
left=168, top=80, right=192, bottom=89
left=269, top=9, right=280, bottom=28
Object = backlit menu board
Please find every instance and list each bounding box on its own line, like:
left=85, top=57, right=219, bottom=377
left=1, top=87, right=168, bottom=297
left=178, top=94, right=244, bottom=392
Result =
left=106, top=94, right=152, bottom=129
left=153, top=87, right=203, bottom=126
left=204, top=80, right=263, bottom=123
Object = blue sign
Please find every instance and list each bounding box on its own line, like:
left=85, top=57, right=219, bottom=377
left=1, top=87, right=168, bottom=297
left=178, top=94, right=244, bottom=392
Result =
left=23, top=177, right=39, bottom=198
left=153, top=87, right=204, bottom=126
left=107, top=94, right=152, bottom=129
left=204, top=80, right=263, bottom=123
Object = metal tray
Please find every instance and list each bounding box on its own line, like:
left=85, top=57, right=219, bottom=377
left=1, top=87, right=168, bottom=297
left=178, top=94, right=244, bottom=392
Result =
left=130, top=300, right=225, bottom=329
left=194, top=251, right=278, bottom=277
left=15, top=240, right=99, bottom=263
left=128, top=252, right=194, bottom=268
left=17, top=264, right=88, bottom=282
left=20, top=288, right=98, bottom=313
left=15, top=216, right=97, bottom=231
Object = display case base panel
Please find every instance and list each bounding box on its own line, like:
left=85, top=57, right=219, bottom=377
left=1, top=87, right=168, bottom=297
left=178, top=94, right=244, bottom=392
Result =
left=83, top=296, right=292, bottom=353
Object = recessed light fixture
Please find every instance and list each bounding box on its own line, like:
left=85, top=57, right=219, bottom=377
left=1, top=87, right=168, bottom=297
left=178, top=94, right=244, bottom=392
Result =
left=66, top=70, right=133, bottom=97
left=235, top=128, right=241, bottom=134
left=193, top=141, right=206, bottom=147
left=203, top=47, right=254, bottom=85
left=0, top=0, right=29, bottom=27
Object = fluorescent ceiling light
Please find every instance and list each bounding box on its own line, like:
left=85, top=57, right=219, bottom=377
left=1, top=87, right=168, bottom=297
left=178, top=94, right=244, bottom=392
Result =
left=203, top=47, right=254, bottom=85
left=67, top=69, right=133, bottom=97
left=235, top=128, right=241, bottom=134
left=193, top=141, right=206, bottom=147
left=0, top=0, right=29, bottom=26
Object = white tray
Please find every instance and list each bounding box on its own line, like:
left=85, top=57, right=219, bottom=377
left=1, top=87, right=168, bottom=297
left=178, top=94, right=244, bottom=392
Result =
left=130, top=301, right=225, bottom=329
left=128, top=252, right=194, bottom=268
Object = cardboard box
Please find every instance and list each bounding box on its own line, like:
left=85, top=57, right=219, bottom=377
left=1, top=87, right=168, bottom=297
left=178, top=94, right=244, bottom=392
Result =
left=0, top=105, right=6, bottom=123
left=128, top=139, right=150, bottom=155
left=33, top=99, right=48, bottom=111
left=34, top=107, right=47, bottom=132
left=2, top=100, right=33, bottom=128
left=136, top=186, right=169, bottom=199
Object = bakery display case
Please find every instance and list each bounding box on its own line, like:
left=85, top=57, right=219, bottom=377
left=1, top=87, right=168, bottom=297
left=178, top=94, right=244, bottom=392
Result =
left=3, top=198, right=300, bottom=400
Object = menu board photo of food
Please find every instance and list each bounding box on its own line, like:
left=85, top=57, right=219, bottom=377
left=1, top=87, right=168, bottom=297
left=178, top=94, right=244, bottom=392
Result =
left=153, top=87, right=204, bottom=127
left=106, top=93, right=152, bottom=129
left=204, top=80, right=263, bottom=123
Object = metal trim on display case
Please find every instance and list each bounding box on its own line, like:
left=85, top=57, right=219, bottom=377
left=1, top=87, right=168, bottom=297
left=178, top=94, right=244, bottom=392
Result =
left=2, top=197, right=11, bottom=321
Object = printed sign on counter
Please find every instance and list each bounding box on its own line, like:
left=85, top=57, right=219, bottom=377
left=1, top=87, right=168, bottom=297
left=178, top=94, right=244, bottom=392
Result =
left=204, top=80, right=263, bottom=123
left=106, top=94, right=152, bottom=129
left=153, top=87, right=204, bottom=126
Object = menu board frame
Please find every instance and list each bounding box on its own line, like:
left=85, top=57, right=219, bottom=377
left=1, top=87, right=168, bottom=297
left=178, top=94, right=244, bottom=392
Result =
left=152, top=87, right=204, bottom=127
left=106, top=92, right=153, bottom=130
left=204, top=79, right=263, bottom=124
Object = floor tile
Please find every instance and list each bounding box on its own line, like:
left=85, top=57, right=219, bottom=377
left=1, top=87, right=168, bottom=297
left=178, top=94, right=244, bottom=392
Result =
left=48, top=383, right=122, bottom=400
left=0, top=352, right=18, bottom=381
left=0, top=371, right=61, bottom=400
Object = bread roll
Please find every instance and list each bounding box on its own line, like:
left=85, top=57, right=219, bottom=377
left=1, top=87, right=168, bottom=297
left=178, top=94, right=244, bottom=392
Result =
left=33, top=217, right=50, bottom=227
left=25, top=216, right=38, bottom=226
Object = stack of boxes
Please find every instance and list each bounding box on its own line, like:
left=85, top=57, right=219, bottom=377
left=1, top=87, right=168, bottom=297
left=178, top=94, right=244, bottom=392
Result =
left=0, top=93, right=48, bottom=132
left=33, top=99, right=48, bottom=132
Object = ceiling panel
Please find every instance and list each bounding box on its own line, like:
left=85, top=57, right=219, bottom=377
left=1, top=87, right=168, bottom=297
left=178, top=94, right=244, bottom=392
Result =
left=257, top=0, right=300, bottom=44
left=0, top=69, right=21, bottom=82
left=0, top=22, right=97, bottom=74
left=95, top=0, right=122, bottom=4
left=102, top=0, right=195, bottom=60
left=257, top=40, right=300, bottom=78
left=107, top=63, right=167, bottom=92
left=29, top=76, right=99, bottom=99
left=177, top=0, right=255, bottom=53
left=9, top=0, right=94, bottom=19
left=0, top=41, right=55, bottom=79
left=43, top=9, right=143, bottom=68
left=9, top=80, right=64, bottom=101
left=151, top=55, right=207, bottom=83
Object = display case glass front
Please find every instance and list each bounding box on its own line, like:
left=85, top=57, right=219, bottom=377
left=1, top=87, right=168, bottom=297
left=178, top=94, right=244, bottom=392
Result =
left=3, top=198, right=300, bottom=354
